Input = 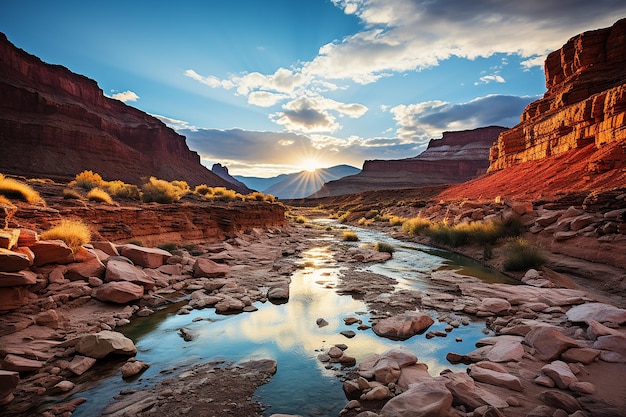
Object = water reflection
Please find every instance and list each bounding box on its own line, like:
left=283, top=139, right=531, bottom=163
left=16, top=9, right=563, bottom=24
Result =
left=71, top=226, right=502, bottom=417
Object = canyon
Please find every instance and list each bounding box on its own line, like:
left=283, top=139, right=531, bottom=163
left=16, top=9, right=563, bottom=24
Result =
left=0, top=33, right=247, bottom=192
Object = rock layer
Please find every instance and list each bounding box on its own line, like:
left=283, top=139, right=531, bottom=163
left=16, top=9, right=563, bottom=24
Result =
left=489, top=18, right=626, bottom=171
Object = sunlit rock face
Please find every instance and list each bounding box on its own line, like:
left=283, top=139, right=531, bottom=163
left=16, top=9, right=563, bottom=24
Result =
left=0, top=33, right=241, bottom=190
left=489, top=18, right=626, bottom=171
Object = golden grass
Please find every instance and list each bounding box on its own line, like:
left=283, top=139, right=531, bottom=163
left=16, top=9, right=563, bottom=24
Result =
left=402, top=217, right=432, bottom=235
left=87, top=187, right=114, bottom=204
left=41, top=219, right=91, bottom=251
left=0, top=174, right=43, bottom=204
left=388, top=215, right=406, bottom=226
left=63, top=188, right=83, bottom=200
left=104, top=180, right=141, bottom=199
left=71, top=170, right=104, bottom=190
left=503, top=237, right=546, bottom=271
left=343, top=231, right=359, bottom=241
left=295, top=215, right=307, bottom=224
left=141, top=177, right=186, bottom=203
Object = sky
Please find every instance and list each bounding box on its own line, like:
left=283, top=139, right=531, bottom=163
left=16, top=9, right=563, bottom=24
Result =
left=2, top=1, right=625, bottom=177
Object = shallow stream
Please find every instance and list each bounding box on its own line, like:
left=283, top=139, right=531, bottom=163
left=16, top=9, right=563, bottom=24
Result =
left=71, top=221, right=512, bottom=417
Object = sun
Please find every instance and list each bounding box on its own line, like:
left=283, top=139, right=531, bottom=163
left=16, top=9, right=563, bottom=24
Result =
left=301, top=158, right=322, bottom=173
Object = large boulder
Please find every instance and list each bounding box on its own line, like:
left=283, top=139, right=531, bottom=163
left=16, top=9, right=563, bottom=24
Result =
left=0, top=270, right=37, bottom=287
left=65, top=253, right=106, bottom=281
left=0, top=248, right=31, bottom=272
left=0, top=354, right=44, bottom=372
left=105, top=260, right=155, bottom=289
left=467, top=364, right=523, bottom=391
left=443, top=371, right=509, bottom=410
left=192, top=258, right=230, bottom=278
left=566, top=302, right=626, bottom=325
left=373, top=311, right=434, bottom=340
left=525, top=325, right=578, bottom=361
left=29, top=240, right=73, bottom=266
left=94, top=281, right=144, bottom=304
left=117, top=244, right=171, bottom=268
left=75, top=330, right=137, bottom=359
left=541, top=360, right=578, bottom=389
left=380, top=380, right=452, bottom=417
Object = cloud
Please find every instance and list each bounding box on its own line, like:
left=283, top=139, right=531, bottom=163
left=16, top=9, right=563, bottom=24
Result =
left=152, top=114, right=197, bottom=131
left=390, top=94, right=537, bottom=143
left=247, top=91, right=289, bottom=107
left=109, top=90, right=139, bottom=102
left=271, top=96, right=368, bottom=133
left=475, top=74, right=506, bottom=85
left=306, top=0, right=626, bottom=83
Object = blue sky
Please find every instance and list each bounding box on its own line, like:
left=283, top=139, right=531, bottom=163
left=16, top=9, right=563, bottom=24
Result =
left=2, top=1, right=625, bottom=176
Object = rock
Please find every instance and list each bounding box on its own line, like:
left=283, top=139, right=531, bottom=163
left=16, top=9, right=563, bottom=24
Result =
left=117, top=244, right=171, bottom=268
left=67, top=356, right=97, bottom=375
left=380, top=381, right=452, bottom=417
left=467, top=364, right=523, bottom=391
left=525, top=325, right=578, bottom=361
left=0, top=286, right=28, bottom=311
left=485, top=337, right=525, bottom=362
left=561, top=347, right=601, bottom=364
left=541, top=360, right=578, bottom=389
left=443, top=371, right=509, bottom=409
left=95, top=281, right=144, bottom=303
left=120, top=360, right=149, bottom=378
left=587, top=319, right=623, bottom=340
left=534, top=374, right=555, bottom=387
left=0, top=354, right=44, bottom=372
left=328, top=346, right=344, bottom=358
left=570, top=381, right=596, bottom=394
left=0, top=248, right=31, bottom=272
left=566, top=302, right=626, bottom=324
left=65, top=256, right=106, bottom=281
left=0, top=270, right=37, bottom=287
left=52, top=380, right=75, bottom=393
left=92, top=241, right=120, bottom=256
left=316, top=318, right=329, bottom=327
left=373, top=358, right=401, bottom=384
left=593, top=334, right=626, bottom=359
left=0, top=229, right=19, bottom=250
left=35, top=309, right=68, bottom=329
left=192, top=258, right=230, bottom=278
left=105, top=259, right=155, bottom=289
left=30, top=240, right=74, bottom=266
left=379, top=349, right=418, bottom=368
left=267, top=283, right=289, bottom=300
left=340, top=330, right=356, bottom=338
left=539, top=390, right=581, bottom=413
left=479, top=297, right=511, bottom=315
left=0, top=370, right=19, bottom=405
left=396, top=363, right=431, bottom=392
left=76, top=330, right=137, bottom=359
left=372, top=311, right=434, bottom=340
left=361, top=385, right=391, bottom=401
left=214, top=296, right=245, bottom=313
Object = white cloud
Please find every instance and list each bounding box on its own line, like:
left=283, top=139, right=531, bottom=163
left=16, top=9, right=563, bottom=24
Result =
left=152, top=114, right=197, bottom=132
left=475, top=74, right=506, bottom=85
left=247, top=91, right=289, bottom=107
left=109, top=90, right=139, bottom=102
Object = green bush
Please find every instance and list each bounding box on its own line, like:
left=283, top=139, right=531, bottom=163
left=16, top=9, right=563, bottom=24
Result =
left=374, top=242, right=394, bottom=254
left=343, top=231, right=359, bottom=241
left=503, top=237, right=546, bottom=271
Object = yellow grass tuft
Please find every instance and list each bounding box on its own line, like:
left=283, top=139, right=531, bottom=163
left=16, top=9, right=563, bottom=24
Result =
left=63, top=188, right=83, bottom=200
left=342, top=231, right=359, bottom=241
left=87, top=187, right=114, bottom=204
left=0, top=174, right=43, bottom=204
left=71, top=170, right=104, bottom=190
left=41, top=219, right=91, bottom=252
left=141, top=177, right=187, bottom=203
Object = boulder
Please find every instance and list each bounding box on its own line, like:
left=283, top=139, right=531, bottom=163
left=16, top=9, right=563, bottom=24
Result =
left=35, top=309, right=68, bottom=329
left=30, top=240, right=73, bottom=266
left=525, top=325, right=578, bottom=361
left=67, top=355, right=97, bottom=375
left=443, top=371, right=509, bottom=410
left=0, top=270, right=37, bottom=287
left=467, top=364, right=523, bottom=391
left=566, top=302, right=626, bottom=325
left=76, top=330, right=137, bottom=359
left=120, top=359, right=149, bottom=378
left=539, top=390, right=581, bottom=413
left=16, top=229, right=38, bottom=247
left=373, top=358, right=401, bottom=384
left=485, top=337, right=525, bottom=362
left=105, top=260, right=155, bottom=289
left=192, top=258, right=230, bottom=278
left=0, top=354, right=44, bottom=372
left=380, top=380, right=452, bottom=417
left=65, top=256, right=106, bottom=281
left=561, top=347, right=601, bottom=364
left=95, top=281, right=144, bottom=304
left=373, top=311, right=434, bottom=340
left=587, top=319, right=623, bottom=340
left=0, top=286, right=28, bottom=311
left=267, top=283, right=290, bottom=300
left=92, top=241, right=120, bottom=256
left=0, top=370, right=19, bottom=405
left=361, top=385, right=391, bottom=401
left=397, top=363, right=432, bottom=392
left=593, top=334, right=626, bottom=360
left=380, top=349, right=418, bottom=368
left=479, top=298, right=511, bottom=315
left=117, top=244, right=171, bottom=268
left=541, top=360, right=578, bottom=389
left=214, top=296, right=245, bottom=313
left=0, top=248, right=31, bottom=272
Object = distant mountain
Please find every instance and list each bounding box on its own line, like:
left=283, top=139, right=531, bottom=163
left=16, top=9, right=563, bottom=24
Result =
left=235, top=165, right=361, bottom=199
left=211, top=163, right=253, bottom=194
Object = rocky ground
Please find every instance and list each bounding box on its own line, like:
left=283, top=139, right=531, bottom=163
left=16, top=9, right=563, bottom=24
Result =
left=1, top=201, right=626, bottom=417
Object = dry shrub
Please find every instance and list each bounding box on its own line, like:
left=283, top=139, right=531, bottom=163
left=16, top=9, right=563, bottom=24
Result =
left=0, top=174, right=43, bottom=204
left=63, top=188, right=83, bottom=200
left=388, top=216, right=405, bottom=226
left=503, top=237, right=546, bottom=271
left=41, top=219, right=91, bottom=252
left=71, top=170, right=104, bottom=190
left=87, top=187, right=114, bottom=204
left=402, top=217, right=432, bottom=236
left=104, top=180, right=141, bottom=200
left=343, top=231, right=359, bottom=241
left=205, top=187, right=241, bottom=201
left=194, top=184, right=211, bottom=195
left=141, top=177, right=185, bottom=203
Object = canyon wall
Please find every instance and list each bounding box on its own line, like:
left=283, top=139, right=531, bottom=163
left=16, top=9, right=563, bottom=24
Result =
left=489, top=18, right=626, bottom=171
left=0, top=33, right=244, bottom=191
left=313, top=126, right=506, bottom=197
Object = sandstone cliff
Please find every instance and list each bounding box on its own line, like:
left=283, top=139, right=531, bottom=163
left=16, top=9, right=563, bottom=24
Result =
left=489, top=18, right=626, bottom=171
left=0, top=33, right=244, bottom=191
left=312, top=126, right=507, bottom=197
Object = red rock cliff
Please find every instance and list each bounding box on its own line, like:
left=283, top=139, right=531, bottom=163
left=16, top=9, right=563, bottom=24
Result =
left=489, top=18, right=626, bottom=171
left=0, top=33, right=244, bottom=191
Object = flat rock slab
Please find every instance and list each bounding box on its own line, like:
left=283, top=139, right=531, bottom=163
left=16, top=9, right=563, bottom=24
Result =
left=0, top=248, right=31, bottom=272
left=0, top=354, right=44, bottom=372
left=95, top=281, right=144, bottom=304
left=117, top=244, right=171, bottom=268
left=0, top=270, right=37, bottom=287
left=373, top=311, right=434, bottom=340
left=192, top=258, right=230, bottom=278
left=566, top=302, right=626, bottom=325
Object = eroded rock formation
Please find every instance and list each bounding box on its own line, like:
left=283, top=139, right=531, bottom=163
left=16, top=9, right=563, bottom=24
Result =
left=490, top=18, right=626, bottom=171
left=0, top=33, right=243, bottom=191
left=314, top=126, right=506, bottom=197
